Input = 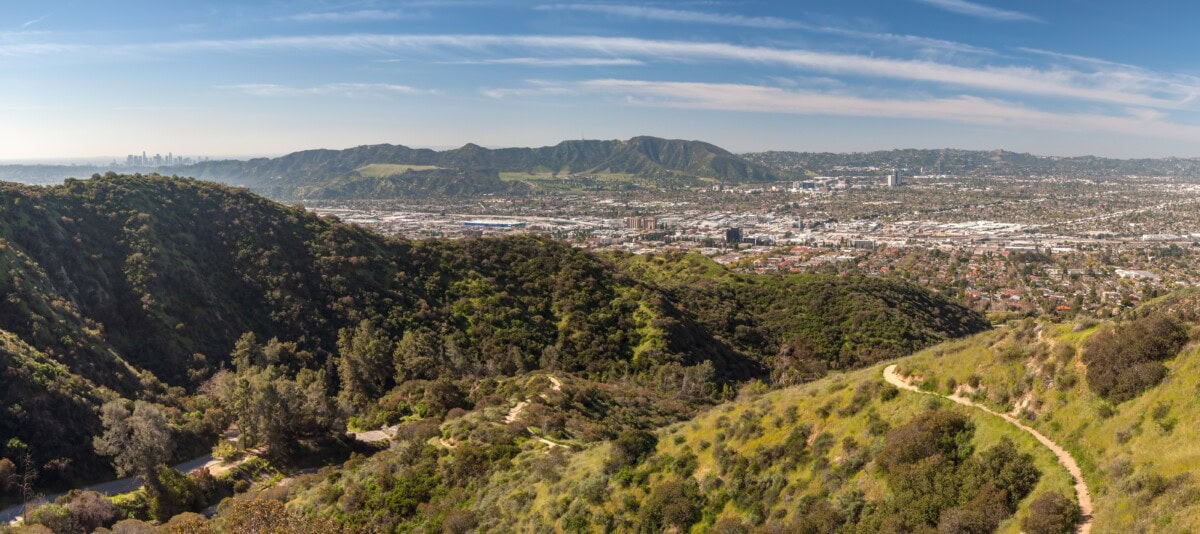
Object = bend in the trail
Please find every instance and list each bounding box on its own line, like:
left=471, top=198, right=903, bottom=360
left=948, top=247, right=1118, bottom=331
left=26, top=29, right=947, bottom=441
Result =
left=502, top=374, right=570, bottom=448
left=883, top=364, right=1093, bottom=534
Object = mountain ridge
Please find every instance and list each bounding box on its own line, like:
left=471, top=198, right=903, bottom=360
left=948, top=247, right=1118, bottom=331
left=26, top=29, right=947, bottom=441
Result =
left=169, top=136, right=785, bottom=197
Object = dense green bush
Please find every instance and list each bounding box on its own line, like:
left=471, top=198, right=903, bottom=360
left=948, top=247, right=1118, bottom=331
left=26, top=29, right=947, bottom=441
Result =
left=1083, top=314, right=1188, bottom=402
left=26, top=503, right=71, bottom=534
left=1021, top=492, right=1078, bottom=534
left=605, top=429, right=658, bottom=473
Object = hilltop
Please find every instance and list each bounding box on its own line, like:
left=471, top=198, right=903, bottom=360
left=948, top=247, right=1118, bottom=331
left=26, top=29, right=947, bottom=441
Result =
left=171, top=136, right=784, bottom=198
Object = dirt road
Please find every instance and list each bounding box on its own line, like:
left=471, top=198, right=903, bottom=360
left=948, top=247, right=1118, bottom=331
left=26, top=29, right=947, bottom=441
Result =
left=883, top=364, right=1093, bottom=534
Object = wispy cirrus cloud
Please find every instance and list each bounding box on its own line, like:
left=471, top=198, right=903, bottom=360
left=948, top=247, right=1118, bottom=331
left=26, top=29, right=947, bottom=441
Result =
left=914, top=0, right=1043, bottom=23
left=223, top=83, right=437, bottom=97
left=537, top=4, right=805, bottom=30
left=284, top=10, right=424, bottom=23
left=0, top=41, right=75, bottom=57
left=1016, top=47, right=1140, bottom=69
left=445, top=57, right=644, bottom=66
left=486, top=78, right=1200, bottom=142
left=539, top=4, right=993, bottom=56
left=7, top=33, right=1196, bottom=109
left=147, top=34, right=1190, bottom=108
left=20, top=16, right=47, bottom=29
left=481, top=80, right=578, bottom=99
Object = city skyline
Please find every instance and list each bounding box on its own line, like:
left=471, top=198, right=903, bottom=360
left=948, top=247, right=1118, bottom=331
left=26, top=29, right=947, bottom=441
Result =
left=5, top=1, right=1200, bottom=159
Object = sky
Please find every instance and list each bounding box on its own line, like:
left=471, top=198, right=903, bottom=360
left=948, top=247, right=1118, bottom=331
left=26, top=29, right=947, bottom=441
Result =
left=4, top=0, right=1200, bottom=160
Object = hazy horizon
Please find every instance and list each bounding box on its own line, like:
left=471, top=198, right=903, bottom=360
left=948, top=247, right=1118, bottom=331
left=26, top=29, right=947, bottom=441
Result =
left=9, top=138, right=1200, bottom=167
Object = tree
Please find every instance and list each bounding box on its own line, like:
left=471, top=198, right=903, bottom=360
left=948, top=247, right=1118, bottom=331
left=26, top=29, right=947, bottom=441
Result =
left=772, top=335, right=827, bottom=387
left=216, top=338, right=341, bottom=455
left=394, top=327, right=441, bottom=382
left=230, top=332, right=266, bottom=371
left=149, top=466, right=202, bottom=521
left=92, top=400, right=174, bottom=492
left=337, top=320, right=395, bottom=409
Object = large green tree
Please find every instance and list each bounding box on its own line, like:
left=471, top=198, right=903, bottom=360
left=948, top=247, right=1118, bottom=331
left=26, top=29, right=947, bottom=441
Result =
left=92, top=400, right=174, bottom=491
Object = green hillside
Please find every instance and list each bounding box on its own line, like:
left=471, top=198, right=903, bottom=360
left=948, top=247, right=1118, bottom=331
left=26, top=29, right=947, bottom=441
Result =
left=291, top=168, right=530, bottom=199
left=614, top=251, right=990, bottom=374
left=744, top=148, right=1200, bottom=178
left=217, top=341, right=1077, bottom=533
left=894, top=317, right=1200, bottom=532
left=174, top=136, right=785, bottom=198
left=199, top=309, right=1200, bottom=532
left=0, top=174, right=979, bottom=493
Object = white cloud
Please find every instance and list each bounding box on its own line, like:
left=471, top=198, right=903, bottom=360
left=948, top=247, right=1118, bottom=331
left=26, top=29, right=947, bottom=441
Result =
left=1016, top=47, right=1136, bottom=69
left=0, top=42, right=75, bottom=56
left=285, top=10, right=421, bottom=23
left=500, top=78, right=1200, bottom=142
left=915, top=0, right=1043, bottom=23
left=131, top=35, right=1190, bottom=108
left=20, top=16, right=47, bottom=29
left=537, top=4, right=806, bottom=29
left=223, top=83, right=437, bottom=97
left=8, top=33, right=1196, bottom=109
left=539, top=4, right=993, bottom=56
left=448, top=57, right=644, bottom=66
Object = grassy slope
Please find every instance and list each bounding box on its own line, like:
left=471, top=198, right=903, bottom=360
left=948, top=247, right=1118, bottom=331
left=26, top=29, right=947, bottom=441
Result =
left=488, top=361, right=1074, bottom=532
left=898, top=321, right=1200, bottom=532
left=355, top=164, right=442, bottom=176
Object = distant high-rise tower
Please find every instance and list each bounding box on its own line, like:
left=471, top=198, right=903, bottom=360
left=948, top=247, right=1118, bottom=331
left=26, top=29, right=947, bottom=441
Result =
left=725, top=227, right=743, bottom=243
left=886, top=168, right=902, bottom=187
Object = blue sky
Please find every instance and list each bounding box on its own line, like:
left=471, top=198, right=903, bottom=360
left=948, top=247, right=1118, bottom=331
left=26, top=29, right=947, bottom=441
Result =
left=4, top=0, right=1200, bottom=160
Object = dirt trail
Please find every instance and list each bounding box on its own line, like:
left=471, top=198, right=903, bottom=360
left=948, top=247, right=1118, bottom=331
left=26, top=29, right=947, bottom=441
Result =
left=504, top=401, right=530, bottom=424
left=502, top=375, right=569, bottom=448
left=349, top=424, right=399, bottom=444
left=883, top=365, right=1093, bottom=534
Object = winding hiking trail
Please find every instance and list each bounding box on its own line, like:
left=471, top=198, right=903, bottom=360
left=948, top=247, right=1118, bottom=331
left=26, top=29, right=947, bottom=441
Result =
left=883, top=365, right=1093, bottom=534
left=504, top=375, right=567, bottom=448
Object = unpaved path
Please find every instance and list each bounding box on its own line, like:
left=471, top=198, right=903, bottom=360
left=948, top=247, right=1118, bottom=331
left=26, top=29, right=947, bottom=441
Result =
left=504, top=400, right=530, bottom=424
left=349, top=424, right=399, bottom=443
left=883, top=365, right=1093, bottom=534
left=502, top=375, right=569, bottom=448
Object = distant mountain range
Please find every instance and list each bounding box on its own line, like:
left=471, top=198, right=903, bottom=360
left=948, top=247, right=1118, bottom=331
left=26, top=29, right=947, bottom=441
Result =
left=167, top=136, right=784, bottom=198
left=744, top=148, right=1200, bottom=178
left=7, top=143, right=1200, bottom=199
